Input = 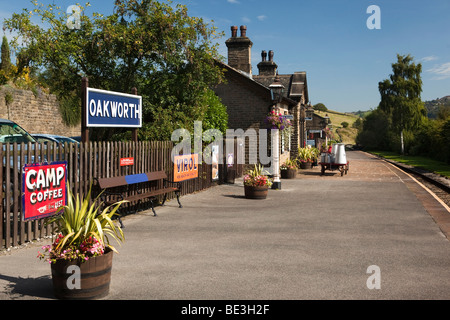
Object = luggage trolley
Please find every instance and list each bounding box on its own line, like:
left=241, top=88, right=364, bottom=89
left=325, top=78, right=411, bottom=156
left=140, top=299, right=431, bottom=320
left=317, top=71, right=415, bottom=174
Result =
left=319, top=144, right=349, bottom=177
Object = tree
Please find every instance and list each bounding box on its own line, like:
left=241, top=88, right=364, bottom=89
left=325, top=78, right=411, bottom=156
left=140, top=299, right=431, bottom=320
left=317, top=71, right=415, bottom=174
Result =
left=356, top=109, right=391, bottom=150
left=4, top=0, right=226, bottom=140
left=378, top=54, right=426, bottom=154
left=0, top=36, right=12, bottom=73
left=352, top=118, right=363, bottom=132
left=313, top=103, right=328, bottom=112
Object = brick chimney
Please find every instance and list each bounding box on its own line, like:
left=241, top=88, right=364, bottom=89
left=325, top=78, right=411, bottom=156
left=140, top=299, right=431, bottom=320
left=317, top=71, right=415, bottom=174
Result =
left=225, top=25, right=253, bottom=76
left=257, top=50, right=278, bottom=76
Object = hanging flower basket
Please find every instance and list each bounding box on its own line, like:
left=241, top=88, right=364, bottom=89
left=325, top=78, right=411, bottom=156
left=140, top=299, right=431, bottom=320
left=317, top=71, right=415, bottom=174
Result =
left=265, top=111, right=292, bottom=131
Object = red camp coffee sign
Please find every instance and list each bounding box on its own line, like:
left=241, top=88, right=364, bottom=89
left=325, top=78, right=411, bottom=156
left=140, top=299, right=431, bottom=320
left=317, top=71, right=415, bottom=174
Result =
left=22, top=162, right=67, bottom=221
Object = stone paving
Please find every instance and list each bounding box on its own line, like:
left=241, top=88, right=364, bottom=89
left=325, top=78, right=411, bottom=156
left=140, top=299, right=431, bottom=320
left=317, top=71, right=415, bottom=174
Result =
left=0, top=150, right=449, bottom=301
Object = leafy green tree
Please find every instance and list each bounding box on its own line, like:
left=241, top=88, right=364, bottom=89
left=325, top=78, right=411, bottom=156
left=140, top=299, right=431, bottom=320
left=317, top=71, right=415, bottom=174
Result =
left=356, top=108, right=391, bottom=150
left=352, top=118, right=363, bottom=132
left=0, top=36, right=12, bottom=73
left=313, top=103, right=327, bottom=112
left=4, top=0, right=226, bottom=140
left=378, top=54, right=426, bottom=154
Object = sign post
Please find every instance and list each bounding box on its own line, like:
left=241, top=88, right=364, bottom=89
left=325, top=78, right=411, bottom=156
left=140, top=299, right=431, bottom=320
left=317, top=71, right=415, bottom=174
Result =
left=81, top=78, right=142, bottom=143
left=82, top=77, right=89, bottom=143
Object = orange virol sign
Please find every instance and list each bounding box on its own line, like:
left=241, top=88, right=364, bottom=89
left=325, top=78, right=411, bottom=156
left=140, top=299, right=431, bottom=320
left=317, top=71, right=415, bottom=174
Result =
left=174, top=154, right=199, bottom=182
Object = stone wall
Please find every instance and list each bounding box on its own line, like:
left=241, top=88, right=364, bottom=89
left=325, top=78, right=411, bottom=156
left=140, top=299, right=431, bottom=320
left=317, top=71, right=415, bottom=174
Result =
left=0, top=87, right=80, bottom=137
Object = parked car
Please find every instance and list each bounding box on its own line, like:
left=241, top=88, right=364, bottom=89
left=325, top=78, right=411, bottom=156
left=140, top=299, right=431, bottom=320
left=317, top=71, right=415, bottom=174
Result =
left=32, top=134, right=80, bottom=145
left=0, top=119, right=39, bottom=210
left=0, top=119, right=37, bottom=144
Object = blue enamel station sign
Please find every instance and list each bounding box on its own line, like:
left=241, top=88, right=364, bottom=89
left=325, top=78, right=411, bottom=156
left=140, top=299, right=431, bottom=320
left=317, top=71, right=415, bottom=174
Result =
left=86, top=88, right=142, bottom=128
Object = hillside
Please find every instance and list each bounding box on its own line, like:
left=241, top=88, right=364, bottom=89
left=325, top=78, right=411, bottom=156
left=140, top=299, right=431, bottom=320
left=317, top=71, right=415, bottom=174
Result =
left=314, top=109, right=361, bottom=145
left=425, top=96, right=450, bottom=119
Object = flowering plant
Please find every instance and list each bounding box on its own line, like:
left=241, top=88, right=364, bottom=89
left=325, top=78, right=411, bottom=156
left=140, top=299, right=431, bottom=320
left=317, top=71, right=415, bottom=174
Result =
left=38, top=182, right=127, bottom=264
left=297, top=147, right=314, bottom=163
left=280, top=159, right=298, bottom=170
left=244, top=164, right=273, bottom=187
left=265, top=110, right=292, bottom=131
left=38, top=234, right=105, bottom=264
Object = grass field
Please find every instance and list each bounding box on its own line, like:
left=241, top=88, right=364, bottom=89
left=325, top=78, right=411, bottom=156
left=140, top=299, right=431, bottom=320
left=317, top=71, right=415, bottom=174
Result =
left=315, top=109, right=361, bottom=145
left=368, top=151, right=450, bottom=178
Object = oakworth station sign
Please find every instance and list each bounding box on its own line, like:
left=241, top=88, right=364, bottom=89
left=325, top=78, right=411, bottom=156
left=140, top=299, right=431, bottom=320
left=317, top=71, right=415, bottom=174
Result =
left=86, top=87, right=142, bottom=128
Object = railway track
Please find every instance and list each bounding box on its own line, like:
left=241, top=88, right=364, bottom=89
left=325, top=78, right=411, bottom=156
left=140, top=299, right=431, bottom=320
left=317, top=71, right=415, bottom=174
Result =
left=408, top=171, right=450, bottom=208
left=383, top=158, right=450, bottom=209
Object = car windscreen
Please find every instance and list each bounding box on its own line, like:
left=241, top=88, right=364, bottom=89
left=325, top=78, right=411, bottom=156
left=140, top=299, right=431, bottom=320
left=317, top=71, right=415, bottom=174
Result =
left=0, top=122, right=36, bottom=143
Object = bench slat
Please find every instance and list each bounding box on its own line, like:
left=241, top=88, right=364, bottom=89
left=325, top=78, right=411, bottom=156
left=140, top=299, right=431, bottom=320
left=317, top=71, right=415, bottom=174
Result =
left=98, top=171, right=168, bottom=189
left=124, top=188, right=178, bottom=202
left=97, top=171, right=182, bottom=222
left=98, top=176, right=127, bottom=189
left=104, top=188, right=177, bottom=204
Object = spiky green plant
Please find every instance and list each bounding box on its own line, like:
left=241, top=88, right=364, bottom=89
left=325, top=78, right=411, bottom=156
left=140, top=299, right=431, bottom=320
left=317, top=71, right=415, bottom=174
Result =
left=297, top=147, right=313, bottom=163
left=47, top=182, right=127, bottom=257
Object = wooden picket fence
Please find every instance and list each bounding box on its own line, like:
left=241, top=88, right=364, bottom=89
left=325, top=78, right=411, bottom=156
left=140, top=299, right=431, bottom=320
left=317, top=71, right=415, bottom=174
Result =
left=1, top=140, right=242, bottom=250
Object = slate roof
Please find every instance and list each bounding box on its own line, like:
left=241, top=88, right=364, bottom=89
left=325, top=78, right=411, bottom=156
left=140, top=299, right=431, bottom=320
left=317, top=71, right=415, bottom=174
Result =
left=253, top=72, right=308, bottom=104
left=215, top=60, right=298, bottom=107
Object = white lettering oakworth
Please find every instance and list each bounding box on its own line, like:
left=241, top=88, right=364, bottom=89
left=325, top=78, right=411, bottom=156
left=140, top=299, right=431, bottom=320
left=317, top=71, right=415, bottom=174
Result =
left=88, top=99, right=141, bottom=119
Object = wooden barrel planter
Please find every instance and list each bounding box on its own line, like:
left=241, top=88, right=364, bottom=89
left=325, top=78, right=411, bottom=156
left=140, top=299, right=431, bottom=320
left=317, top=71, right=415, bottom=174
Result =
left=300, top=162, right=312, bottom=169
left=281, top=169, right=297, bottom=179
left=244, top=185, right=269, bottom=199
left=51, top=247, right=114, bottom=300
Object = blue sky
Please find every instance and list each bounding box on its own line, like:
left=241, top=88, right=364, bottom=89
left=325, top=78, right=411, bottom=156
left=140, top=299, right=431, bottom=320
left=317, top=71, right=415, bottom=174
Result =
left=2, top=0, right=450, bottom=112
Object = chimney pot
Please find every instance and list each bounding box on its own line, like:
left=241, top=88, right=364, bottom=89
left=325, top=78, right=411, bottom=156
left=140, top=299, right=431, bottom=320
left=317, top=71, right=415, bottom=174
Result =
left=269, top=50, right=274, bottom=62
left=231, top=26, right=238, bottom=37
left=240, top=25, right=247, bottom=37
left=261, top=50, right=267, bottom=62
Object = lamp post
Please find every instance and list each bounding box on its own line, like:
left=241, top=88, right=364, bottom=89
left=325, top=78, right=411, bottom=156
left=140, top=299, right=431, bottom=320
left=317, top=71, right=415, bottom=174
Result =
left=269, top=74, right=284, bottom=190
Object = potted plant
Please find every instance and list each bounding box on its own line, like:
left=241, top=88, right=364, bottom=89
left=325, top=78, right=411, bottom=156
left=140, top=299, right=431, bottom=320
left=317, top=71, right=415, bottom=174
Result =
left=280, top=159, right=298, bottom=179
left=37, top=182, right=127, bottom=300
left=243, top=164, right=273, bottom=199
left=311, top=147, right=320, bottom=167
left=297, top=147, right=313, bottom=169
